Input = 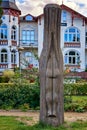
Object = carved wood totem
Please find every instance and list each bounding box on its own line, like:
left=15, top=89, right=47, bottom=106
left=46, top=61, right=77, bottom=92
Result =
left=40, top=4, right=64, bottom=127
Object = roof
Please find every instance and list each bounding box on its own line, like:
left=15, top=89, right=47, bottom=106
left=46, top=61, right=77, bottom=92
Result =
left=61, top=4, right=87, bottom=19
left=1, top=1, right=21, bottom=14
left=37, top=4, right=87, bottom=21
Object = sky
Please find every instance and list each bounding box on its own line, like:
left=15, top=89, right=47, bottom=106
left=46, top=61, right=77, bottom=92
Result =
left=16, top=0, right=87, bottom=17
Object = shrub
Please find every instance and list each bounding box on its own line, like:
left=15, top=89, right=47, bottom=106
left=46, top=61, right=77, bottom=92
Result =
left=0, top=82, right=87, bottom=112
left=1, top=70, right=15, bottom=83
left=0, top=83, right=40, bottom=109
left=64, top=83, right=87, bottom=96
left=0, top=76, right=8, bottom=83
left=19, top=103, right=30, bottom=111
left=3, top=70, right=14, bottom=78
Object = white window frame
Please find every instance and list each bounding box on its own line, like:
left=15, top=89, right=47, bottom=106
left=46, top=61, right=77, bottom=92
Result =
left=22, top=30, right=35, bottom=44
left=0, top=49, right=8, bottom=63
left=64, top=27, right=80, bottom=42
left=85, top=31, right=87, bottom=45
left=62, top=10, right=67, bottom=23
left=64, top=51, right=80, bottom=65
left=0, top=24, right=7, bottom=40
left=11, top=51, right=16, bottom=64
left=11, top=25, right=16, bottom=41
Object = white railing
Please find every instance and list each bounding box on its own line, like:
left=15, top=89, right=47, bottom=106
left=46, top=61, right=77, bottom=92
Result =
left=20, top=40, right=38, bottom=47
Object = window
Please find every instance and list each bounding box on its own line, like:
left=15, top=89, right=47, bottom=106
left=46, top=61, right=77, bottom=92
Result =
left=64, top=27, right=80, bottom=42
left=0, top=24, right=7, bottom=40
left=13, top=17, right=15, bottom=21
left=1, top=49, right=8, bottom=63
left=24, top=52, right=33, bottom=64
left=3, top=0, right=15, bottom=2
left=22, top=30, right=35, bottom=44
left=64, top=51, right=80, bottom=65
left=11, top=50, right=16, bottom=63
left=25, top=15, right=33, bottom=21
left=85, top=31, right=87, bottom=45
left=11, top=26, right=16, bottom=40
left=62, top=10, right=67, bottom=22
left=2, top=16, right=5, bottom=20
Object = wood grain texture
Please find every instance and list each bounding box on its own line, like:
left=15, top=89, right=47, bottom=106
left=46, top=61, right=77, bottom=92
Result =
left=39, top=4, right=64, bottom=127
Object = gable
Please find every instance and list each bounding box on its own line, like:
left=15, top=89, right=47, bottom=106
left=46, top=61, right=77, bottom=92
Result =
left=61, top=4, right=86, bottom=19
left=20, top=14, right=37, bottom=22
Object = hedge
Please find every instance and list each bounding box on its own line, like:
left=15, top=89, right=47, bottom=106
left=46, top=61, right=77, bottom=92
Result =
left=0, top=83, right=40, bottom=109
left=64, top=83, right=87, bottom=95
left=0, top=83, right=87, bottom=111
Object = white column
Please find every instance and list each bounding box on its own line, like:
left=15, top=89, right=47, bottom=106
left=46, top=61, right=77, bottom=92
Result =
left=16, top=51, right=19, bottom=67
left=8, top=50, right=11, bottom=69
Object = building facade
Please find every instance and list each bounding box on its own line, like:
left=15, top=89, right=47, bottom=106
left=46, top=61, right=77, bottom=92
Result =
left=0, top=1, right=87, bottom=72
left=0, top=0, right=21, bottom=72
left=37, top=4, right=87, bottom=72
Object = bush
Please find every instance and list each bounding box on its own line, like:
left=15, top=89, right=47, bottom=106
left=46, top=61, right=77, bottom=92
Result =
left=64, top=102, right=87, bottom=112
left=0, top=76, right=8, bottom=83
left=0, top=70, right=15, bottom=83
left=0, top=83, right=40, bottom=110
left=64, top=83, right=87, bottom=96
left=0, top=82, right=87, bottom=112
left=3, top=70, right=14, bottom=78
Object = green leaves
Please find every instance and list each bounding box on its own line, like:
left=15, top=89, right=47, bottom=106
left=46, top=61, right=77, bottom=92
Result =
left=0, top=83, right=40, bottom=110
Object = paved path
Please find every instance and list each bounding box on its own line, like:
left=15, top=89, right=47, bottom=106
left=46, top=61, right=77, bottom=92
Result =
left=0, top=110, right=87, bottom=125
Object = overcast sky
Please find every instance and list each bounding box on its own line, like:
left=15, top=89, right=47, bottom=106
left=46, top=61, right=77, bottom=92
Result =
left=16, top=0, right=87, bottom=17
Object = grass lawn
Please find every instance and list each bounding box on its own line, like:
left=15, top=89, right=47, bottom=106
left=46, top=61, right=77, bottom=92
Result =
left=0, top=116, right=87, bottom=130
left=72, top=96, right=87, bottom=102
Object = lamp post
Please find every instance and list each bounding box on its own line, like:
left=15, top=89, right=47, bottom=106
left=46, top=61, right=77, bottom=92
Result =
left=17, top=46, right=24, bottom=76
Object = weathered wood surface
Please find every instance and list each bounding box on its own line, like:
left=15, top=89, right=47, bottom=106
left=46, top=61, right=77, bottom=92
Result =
left=39, top=4, right=64, bottom=127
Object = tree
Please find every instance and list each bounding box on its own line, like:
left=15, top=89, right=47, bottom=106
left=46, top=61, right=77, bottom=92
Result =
left=0, top=0, right=3, bottom=24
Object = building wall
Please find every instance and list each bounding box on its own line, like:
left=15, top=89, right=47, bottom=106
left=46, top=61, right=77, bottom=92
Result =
left=19, top=21, right=38, bottom=68
left=1, top=5, right=87, bottom=72
left=38, top=17, right=44, bottom=57
left=0, top=14, right=19, bottom=71
left=37, top=11, right=86, bottom=71
left=20, top=22, right=38, bottom=44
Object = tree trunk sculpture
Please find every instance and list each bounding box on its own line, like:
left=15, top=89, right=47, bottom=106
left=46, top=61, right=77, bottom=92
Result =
left=40, top=4, right=64, bottom=127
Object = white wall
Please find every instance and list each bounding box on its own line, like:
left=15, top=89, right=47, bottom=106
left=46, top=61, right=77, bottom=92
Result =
left=1, top=14, right=19, bottom=69
left=37, top=10, right=86, bottom=71
left=38, top=17, right=44, bottom=57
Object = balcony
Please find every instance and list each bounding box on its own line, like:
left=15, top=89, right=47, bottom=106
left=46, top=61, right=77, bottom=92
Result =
left=11, top=40, right=17, bottom=46
left=64, top=42, right=80, bottom=48
left=20, top=40, right=38, bottom=48
left=0, top=40, right=8, bottom=45
left=0, top=64, right=8, bottom=69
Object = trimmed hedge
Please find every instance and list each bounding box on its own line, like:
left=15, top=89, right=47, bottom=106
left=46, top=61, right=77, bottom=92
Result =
left=0, top=83, right=87, bottom=111
left=64, top=83, right=87, bottom=95
left=64, top=83, right=87, bottom=112
left=0, top=83, right=40, bottom=109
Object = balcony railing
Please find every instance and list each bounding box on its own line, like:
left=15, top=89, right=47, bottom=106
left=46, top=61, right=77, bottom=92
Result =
left=11, top=64, right=17, bottom=68
left=11, top=40, right=17, bottom=46
left=0, top=40, right=8, bottom=45
left=20, top=40, right=38, bottom=47
left=0, top=64, right=8, bottom=69
left=64, top=42, right=80, bottom=48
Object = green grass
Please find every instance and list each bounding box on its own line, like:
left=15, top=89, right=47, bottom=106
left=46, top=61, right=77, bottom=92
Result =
left=0, top=116, right=87, bottom=130
left=0, top=116, right=29, bottom=130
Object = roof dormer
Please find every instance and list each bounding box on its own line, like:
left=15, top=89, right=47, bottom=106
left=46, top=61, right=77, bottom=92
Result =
left=20, top=14, right=37, bottom=22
